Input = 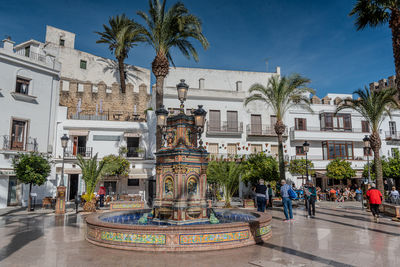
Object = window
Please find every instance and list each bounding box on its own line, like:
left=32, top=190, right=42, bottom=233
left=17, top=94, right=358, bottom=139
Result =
left=320, top=113, right=352, bottom=131
left=270, top=115, right=277, bottom=127
left=296, top=146, right=305, bottom=155
left=392, top=148, right=399, bottom=157
left=270, top=145, right=278, bottom=158
left=295, top=118, right=307, bottom=130
left=208, top=143, right=219, bottom=155
left=127, top=137, right=139, bottom=157
left=227, top=111, right=238, bottom=132
left=209, top=110, right=221, bottom=131
left=361, top=121, right=370, bottom=133
left=80, top=60, right=87, bottom=69
left=11, top=120, right=27, bottom=150
left=389, top=121, right=397, bottom=135
left=127, top=179, right=139, bottom=186
left=251, top=144, right=263, bottom=154
left=59, top=38, right=65, bottom=46
left=24, top=46, right=30, bottom=57
left=250, top=114, right=262, bottom=134
left=15, top=77, right=30, bottom=95
left=322, top=141, right=354, bottom=160
left=227, top=144, right=237, bottom=155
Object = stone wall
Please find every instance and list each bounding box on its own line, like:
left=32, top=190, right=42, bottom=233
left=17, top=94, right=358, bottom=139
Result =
left=59, top=79, right=151, bottom=121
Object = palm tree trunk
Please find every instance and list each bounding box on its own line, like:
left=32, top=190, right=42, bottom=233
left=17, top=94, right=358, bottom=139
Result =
left=389, top=8, right=400, bottom=99
left=118, top=57, right=126, bottom=93
left=152, top=52, right=169, bottom=149
left=370, top=131, right=384, bottom=194
left=274, top=120, right=286, bottom=181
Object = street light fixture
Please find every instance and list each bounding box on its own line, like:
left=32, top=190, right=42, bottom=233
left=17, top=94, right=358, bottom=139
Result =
left=156, top=105, right=169, bottom=146
left=363, top=135, right=371, bottom=184
left=176, top=79, right=189, bottom=113
left=194, top=105, right=207, bottom=147
left=303, top=141, right=310, bottom=182
left=60, top=134, right=69, bottom=187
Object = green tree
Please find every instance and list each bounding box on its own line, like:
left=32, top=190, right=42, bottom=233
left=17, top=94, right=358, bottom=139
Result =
left=95, top=14, right=144, bottom=93
left=363, top=150, right=400, bottom=180
left=350, top=0, right=400, bottom=95
left=137, top=0, right=209, bottom=148
left=326, top=158, right=356, bottom=180
left=288, top=159, right=315, bottom=177
left=207, top=160, right=243, bottom=208
left=76, top=153, right=107, bottom=212
left=101, top=154, right=130, bottom=177
left=336, top=86, right=399, bottom=193
left=245, top=74, right=314, bottom=181
left=12, top=152, right=51, bottom=211
left=242, top=153, right=279, bottom=187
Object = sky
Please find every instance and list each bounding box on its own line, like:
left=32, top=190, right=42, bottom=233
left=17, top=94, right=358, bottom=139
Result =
left=0, top=0, right=395, bottom=97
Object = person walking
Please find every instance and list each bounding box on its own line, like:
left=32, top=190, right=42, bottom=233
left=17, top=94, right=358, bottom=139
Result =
left=305, top=182, right=317, bottom=218
left=366, top=183, right=383, bottom=223
left=267, top=184, right=274, bottom=208
left=280, top=180, right=294, bottom=222
left=98, top=184, right=106, bottom=208
left=254, top=179, right=268, bottom=212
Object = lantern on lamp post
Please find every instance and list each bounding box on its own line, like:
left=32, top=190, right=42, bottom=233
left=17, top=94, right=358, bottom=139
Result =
left=363, top=135, right=371, bottom=184
left=60, top=134, right=69, bottom=187
left=194, top=105, right=207, bottom=148
left=156, top=105, right=169, bottom=147
left=176, top=79, right=189, bottom=113
left=303, top=141, right=310, bottom=182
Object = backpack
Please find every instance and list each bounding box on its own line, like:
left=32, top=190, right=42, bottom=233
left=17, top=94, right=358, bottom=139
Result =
left=288, top=187, right=298, bottom=200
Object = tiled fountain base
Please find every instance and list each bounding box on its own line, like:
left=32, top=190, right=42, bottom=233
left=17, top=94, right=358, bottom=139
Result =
left=85, top=209, right=272, bottom=252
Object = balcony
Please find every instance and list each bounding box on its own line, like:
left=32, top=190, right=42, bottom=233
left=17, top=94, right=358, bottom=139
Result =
left=126, top=147, right=146, bottom=158
left=0, top=135, right=38, bottom=152
left=14, top=50, right=61, bottom=70
left=290, top=155, right=368, bottom=170
left=385, top=131, right=400, bottom=141
left=246, top=124, right=287, bottom=137
left=67, top=108, right=145, bottom=122
left=64, top=146, right=93, bottom=158
left=206, top=121, right=243, bottom=137
left=290, top=126, right=367, bottom=141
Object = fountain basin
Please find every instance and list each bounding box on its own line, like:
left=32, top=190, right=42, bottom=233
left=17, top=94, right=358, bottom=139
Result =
left=86, top=209, right=272, bottom=252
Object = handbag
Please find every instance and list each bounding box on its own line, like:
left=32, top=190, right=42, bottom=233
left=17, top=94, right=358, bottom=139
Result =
left=288, top=187, right=298, bottom=200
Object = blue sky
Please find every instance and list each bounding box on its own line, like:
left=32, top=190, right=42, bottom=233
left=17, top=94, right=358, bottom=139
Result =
left=0, top=0, right=394, bottom=97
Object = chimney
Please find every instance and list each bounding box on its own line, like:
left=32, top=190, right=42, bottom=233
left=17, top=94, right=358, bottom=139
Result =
left=199, top=78, right=205, bottom=89
left=276, top=66, right=281, bottom=75
left=2, top=37, right=15, bottom=52
left=236, top=81, right=242, bottom=91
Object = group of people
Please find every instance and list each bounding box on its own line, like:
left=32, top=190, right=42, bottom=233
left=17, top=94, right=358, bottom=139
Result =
left=328, top=187, right=361, bottom=202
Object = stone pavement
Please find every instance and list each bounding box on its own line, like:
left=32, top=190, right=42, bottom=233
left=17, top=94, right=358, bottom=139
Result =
left=0, top=203, right=399, bottom=267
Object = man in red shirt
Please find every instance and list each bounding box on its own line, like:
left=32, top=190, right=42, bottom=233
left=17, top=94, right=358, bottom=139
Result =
left=366, top=183, right=383, bottom=223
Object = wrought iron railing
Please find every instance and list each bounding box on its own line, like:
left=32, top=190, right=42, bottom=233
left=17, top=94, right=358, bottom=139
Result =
left=290, top=126, right=365, bottom=133
left=0, top=135, right=38, bottom=152
left=126, top=147, right=146, bottom=158
left=67, top=108, right=145, bottom=122
left=246, top=124, right=288, bottom=136
left=65, top=146, right=93, bottom=158
left=206, top=121, right=243, bottom=134
left=385, top=131, right=400, bottom=140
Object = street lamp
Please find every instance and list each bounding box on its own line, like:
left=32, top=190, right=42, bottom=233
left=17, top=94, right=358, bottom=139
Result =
left=363, top=135, right=371, bottom=184
left=60, top=134, right=69, bottom=187
left=156, top=105, right=169, bottom=146
left=176, top=79, right=189, bottom=113
left=194, top=105, right=207, bottom=147
left=303, top=141, right=310, bottom=182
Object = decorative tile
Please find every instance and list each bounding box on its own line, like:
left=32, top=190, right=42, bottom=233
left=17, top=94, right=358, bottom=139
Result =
left=256, top=225, right=271, bottom=237
left=179, top=230, right=249, bottom=245
left=110, top=202, right=143, bottom=210
left=101, top=231, right=166, bottom=245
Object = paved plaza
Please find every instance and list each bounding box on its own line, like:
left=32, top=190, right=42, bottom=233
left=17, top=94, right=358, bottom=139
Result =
left=0, top=203, right=399, bottom=267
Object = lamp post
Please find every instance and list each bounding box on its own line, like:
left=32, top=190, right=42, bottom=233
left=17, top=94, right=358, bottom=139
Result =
left=303, top=141, right=310, bottom=182
left=176, top=79, right=189, bottom=113
left=363, top=135, right=371, bottom=184
left=56, top=134, right=69, bottom=214
left=194, top=105, right=207, bottom=148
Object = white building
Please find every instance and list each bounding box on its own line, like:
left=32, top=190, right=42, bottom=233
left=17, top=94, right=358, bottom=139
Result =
left=0, top=37, right=61, bottom=208
left=162, top=67, right=400, bottom=191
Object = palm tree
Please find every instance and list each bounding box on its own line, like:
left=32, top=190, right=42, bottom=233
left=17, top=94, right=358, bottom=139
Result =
left=137, top=0, right=209, bottom=147
left=95, top=14, right=144, bottom=93
left=207, top=160, right=243, bottom=208
left=245, top=74, right=314, bottom=181
left=336, top=86, right=399, bottom=194
left=76, top=153, right=107, bottom=212
left=350, top=0, right=400, bottom=97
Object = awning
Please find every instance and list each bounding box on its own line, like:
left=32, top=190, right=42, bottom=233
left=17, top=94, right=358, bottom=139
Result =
left=69, top=130, right=89, bottom=136
left=124, top=132, right=141, bottom=138
left=128, top=168, right=150, bottom=179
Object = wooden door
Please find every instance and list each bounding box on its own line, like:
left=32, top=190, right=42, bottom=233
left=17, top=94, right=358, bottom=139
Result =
left=11, top=120, right=26, bottom=150
left=251, top=115, right=262, bottom=134
left=227, top=111, right=238, bottom=132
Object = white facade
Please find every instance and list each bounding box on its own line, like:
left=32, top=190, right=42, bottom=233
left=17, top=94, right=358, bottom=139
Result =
left=0, top=38, right=61, bottom=208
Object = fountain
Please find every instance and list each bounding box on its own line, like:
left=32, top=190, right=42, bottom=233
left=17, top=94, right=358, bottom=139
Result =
left=85, top=80, right=272, bottom=251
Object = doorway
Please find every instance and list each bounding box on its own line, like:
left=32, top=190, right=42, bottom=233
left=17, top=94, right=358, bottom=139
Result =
left=11, top=120, right=26, bottom=150
left=7, top=176, right=18, bottom=206
left=69, top=174, right=79, bottom=200
left=73, top=136, right=87, bottom=156
left=127, top=137, right=139, bottom=157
